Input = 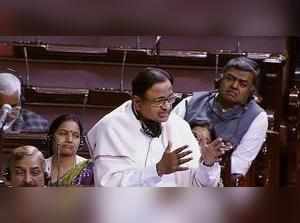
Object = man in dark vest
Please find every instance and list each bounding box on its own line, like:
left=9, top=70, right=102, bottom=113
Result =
left=173, top=57, right=268, bottom=185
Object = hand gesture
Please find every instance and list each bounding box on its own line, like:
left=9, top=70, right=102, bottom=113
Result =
left=156, top=142, right=193, bottom=176
left=201, top=138, right=233, bottom=166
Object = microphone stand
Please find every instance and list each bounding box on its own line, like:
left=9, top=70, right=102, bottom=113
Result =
left=120, top=49, right=127, bottom=92
left=0, top=121, right=7, bottom=186
left=155, top=36, right=161, bottom=66
left=151, top=36, right=161, bottom=67
left=0, top=121, right=4, bottom=150
left=56, top=141, right=61, bottom=187
left=50, top=137, right=61, bottom=187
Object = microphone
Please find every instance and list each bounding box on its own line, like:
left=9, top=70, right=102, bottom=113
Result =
left=152, top=35, right=162, bottom=66
left=155, top=35, right=161, bottom=46
left=151, top=35, right=162, bottom=55
left=52, top=137, right=61, bottom=186
left=0, top=104, right=12, bottom=130
left=155, top=35, right=161, bottom=56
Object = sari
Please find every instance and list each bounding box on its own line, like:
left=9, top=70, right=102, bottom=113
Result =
left=49, top=159, right=94, bottom=186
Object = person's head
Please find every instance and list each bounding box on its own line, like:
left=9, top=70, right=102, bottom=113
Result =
left=132, top=67, right=176, bottom=123
left=190, top=121, right=213, bottom=147
left=218, top=57, right=260, bottom=108
left=0, top=73, right=22, bottom=124
left=8, top=145, right=45, bottom=187
left=47, top=114, right=83, bottom=157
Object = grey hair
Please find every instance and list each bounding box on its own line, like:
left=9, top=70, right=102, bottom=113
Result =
left=0, top=72, right=21, bottom=97
left=8, top=145, right=46, bottom=171
left=222, top=57, right=261, bottom=89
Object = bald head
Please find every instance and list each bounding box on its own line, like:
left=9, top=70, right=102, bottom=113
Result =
left=0, top=72, right=21, bottom=97
left=0, top=73, right=21, bottom=113
left=9, top=145, right=45, bottom=187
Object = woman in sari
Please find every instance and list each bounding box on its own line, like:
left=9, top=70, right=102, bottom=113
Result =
left=45, top=114, right=94, bottom=186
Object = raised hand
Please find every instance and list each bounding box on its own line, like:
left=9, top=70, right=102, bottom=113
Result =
left=156, top=142, right=193, bottom=176
left=201, top=138, right=233, bottom=166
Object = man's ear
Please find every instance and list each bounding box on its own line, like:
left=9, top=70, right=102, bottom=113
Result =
left=132, top=95, right=142, bottom=111
left=251, top=86, right=256, bottom=95
left=214, top=73, right=224, bottom=89
left=245, top=86, right=256, bottom=104
left=248, top=85, right=256, bottom=97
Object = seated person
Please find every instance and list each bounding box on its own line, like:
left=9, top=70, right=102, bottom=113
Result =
left=174, top=57, right=268, bottom=180
left=45, top=114, right=94, bottom=186
left=0, top=72, right=48, bottom=133
left=7, top=145, right=46, bottom=187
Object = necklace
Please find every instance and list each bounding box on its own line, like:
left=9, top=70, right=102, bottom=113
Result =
left=51, top=155, right=76, bottom=184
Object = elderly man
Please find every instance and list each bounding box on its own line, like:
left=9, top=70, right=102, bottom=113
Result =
left=173, top=57, right=268, bottom=183
left=0, top=72, right=48, bottom=133
left=88, top=67, right=222, bottom=187
left=7, top=145, right=46, bottom=187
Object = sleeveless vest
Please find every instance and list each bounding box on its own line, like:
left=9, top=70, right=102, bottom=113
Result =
left=184, top=91, right=264, bottom=147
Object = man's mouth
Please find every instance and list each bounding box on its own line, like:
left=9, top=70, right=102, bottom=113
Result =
left=22, top=183, right=36, bottom=187
left=225, top=90, right=238, bottom=97
left=159, top=113, right=169, bottom=118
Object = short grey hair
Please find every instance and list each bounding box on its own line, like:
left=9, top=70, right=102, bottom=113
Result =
left=0, top=72, right=21, bottom=97
left=223, top=57, right=261, bottom=89
left=8, top=145, right=46, bottom=171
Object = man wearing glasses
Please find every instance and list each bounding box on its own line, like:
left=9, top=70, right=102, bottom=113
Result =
left=88, top=67, right=221, bottom=187
left=173, top=57, right=268, bottom=185
left=0, top=72, right=48, bottom=133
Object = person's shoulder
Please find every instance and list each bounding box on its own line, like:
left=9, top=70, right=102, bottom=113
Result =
left=169, top=112, right=190, bottom=128
left=76, top=155, right=87, bottom=163
left=187, top=90, right=215, bottom=106
left=254, top=108, right=268, bottom=122
left=191, top=90, right=212, bottom=98
left=91, top=100, right=133, bottom=129
left=20, top=108, right=49, bottom=132
left=22, top=109, right=48, bottom=123
left=248, top=100, right=266, bottom=114
left=105, top=100, right=132, bottom=120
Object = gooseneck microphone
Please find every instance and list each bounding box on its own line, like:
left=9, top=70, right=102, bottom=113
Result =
left=0, top=104, right=12, bottom=130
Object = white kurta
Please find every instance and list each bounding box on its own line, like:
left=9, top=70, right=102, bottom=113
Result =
left=88, top=100, right=220, bottom=187
left=173, top=96, right=268, bottom=175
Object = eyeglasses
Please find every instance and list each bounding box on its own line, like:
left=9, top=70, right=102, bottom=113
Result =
left=144, top=94, right=178, bottom=107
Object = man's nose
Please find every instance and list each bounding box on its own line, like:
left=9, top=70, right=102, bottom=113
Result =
left=231, top=80, right=239, bottom=88
left=24, top=172, right=33, bottom=184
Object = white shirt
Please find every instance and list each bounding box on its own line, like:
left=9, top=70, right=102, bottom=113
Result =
left=88, top=100, right=221, bottom=187
left=173, top=96, right=268, bottom=175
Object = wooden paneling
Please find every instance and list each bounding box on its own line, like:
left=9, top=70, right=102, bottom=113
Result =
left=0, top=39, right=291, bottom=187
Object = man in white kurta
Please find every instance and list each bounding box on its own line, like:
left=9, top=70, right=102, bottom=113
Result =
left=88, top=100, right=220, bottom=187
left=88, top=67, right=221, bottom=187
